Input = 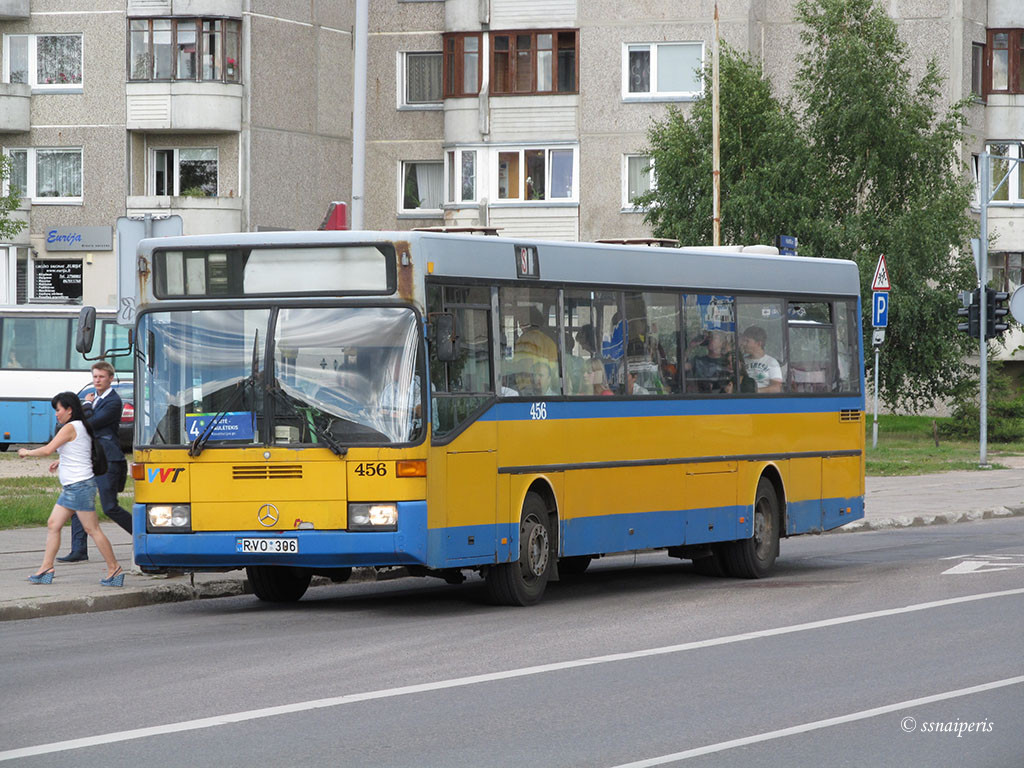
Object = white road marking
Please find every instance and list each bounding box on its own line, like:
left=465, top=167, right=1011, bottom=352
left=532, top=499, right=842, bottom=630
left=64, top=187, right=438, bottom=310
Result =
left=608, top=675, right=1024, bottom=767
left=2, top=587, right=1024, bottom=762
left=942, top=561, right=1024, bottom=574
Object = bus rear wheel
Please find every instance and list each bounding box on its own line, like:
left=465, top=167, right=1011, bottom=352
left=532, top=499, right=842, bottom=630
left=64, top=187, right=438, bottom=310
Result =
left=246, top=565, right=312, bottom=602
left=485, top=493, right=551, bottom=606
left=722, top=478, right=779, bottom=579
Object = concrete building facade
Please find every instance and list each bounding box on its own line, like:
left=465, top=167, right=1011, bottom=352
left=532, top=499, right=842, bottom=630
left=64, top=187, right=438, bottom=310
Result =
left=1, top=0, right=1022, bottom=339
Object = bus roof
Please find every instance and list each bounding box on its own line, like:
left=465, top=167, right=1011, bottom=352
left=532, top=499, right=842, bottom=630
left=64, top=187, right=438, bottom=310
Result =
left=137, top=230, right=861, bottom=299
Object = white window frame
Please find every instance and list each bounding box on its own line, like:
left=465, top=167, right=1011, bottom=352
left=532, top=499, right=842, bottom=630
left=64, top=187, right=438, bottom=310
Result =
left=621, top=42, right=703, bottom=101
left=397, top=50, right=443, bottom=110
left=150, top=147, right=219, bottom=197
left=398, top=160, right=445, bottom=216
left=622, top=154, right=656, bottom=211
left=4, top=147, right=83, bottom=204
left=445, top=148, right=479, bottom=204
left=2, top=33, right=84, bottom=92
left=490, top=145, right=578, bottom=204
left=974, top=142, right=1024, bottom=207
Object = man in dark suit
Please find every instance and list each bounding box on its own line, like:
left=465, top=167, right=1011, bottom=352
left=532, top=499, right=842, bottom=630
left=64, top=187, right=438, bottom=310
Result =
left=57, top=361, right=132, bottom=562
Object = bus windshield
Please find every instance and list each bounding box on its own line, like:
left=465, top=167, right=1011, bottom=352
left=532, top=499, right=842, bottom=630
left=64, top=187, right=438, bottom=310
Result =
left=137, top=306, right=422, bottom=448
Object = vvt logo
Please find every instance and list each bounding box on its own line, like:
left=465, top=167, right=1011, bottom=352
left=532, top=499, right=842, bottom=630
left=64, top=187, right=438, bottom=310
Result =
left=148, top=467, right=185, bottom=483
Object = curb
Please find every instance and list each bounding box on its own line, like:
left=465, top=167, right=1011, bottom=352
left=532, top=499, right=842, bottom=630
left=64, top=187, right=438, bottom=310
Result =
left=0, top=566, right=399, bottom=622
left=832, top=505, right=1024, bottom=533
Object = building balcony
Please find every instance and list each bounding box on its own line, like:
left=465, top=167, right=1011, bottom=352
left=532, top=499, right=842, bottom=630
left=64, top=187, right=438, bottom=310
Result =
left=126, top=0, right=242, bottom=15
left=126, top=82, right=242, bottom=133
left=0, top=0, right=29, bottom=20
left=126, top=195, right=243, bottom=235
left=0, top=83, right=31, bottom=133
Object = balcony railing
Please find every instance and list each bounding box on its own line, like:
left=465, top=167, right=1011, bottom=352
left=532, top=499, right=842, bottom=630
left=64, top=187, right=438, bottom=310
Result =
left=0, top=83, right=31, bottom=133
left=126, top=82, right=242, bottom=133
left=126, top=195, right=243, bottom=234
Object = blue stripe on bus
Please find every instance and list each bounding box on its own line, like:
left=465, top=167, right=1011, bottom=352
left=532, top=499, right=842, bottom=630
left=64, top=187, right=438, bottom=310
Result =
left=133, top=496, right=864, bottom=571
left=476, top=396, right=865, bottom=421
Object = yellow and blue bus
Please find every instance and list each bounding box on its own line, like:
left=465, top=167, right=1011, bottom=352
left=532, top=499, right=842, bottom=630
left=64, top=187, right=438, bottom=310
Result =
left=118, top=231, right=864, bottom=604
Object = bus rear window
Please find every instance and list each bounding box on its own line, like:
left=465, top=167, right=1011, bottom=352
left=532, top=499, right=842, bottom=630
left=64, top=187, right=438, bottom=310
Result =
left=154, top=244, right=396, bottom=298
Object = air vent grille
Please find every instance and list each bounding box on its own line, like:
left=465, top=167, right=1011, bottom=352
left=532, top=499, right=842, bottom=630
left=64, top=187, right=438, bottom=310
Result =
left=232, top=465, right=303, bottom=480
left=839, top=409, right=862, bottom=422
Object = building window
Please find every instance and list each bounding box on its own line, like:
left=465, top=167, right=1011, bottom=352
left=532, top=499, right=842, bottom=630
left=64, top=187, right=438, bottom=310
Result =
left=400, top=51, right=442, bottom=107
left=972, top=42, right=985, bottom=98
left=975, top=143, right=1024, bottom=205
left=989, top=252, right=1023, bottom=293
left=2, top=34, right=83, bottom=90
left=446, top=149, right=477, bottom=203
left=987, top=29, right=1024, bottom=94
left=443, top=33, right=481, bottom=98
left=152, top=148, right=218, bottom=196
left=623, top=42, right=703, bottom=100
left=129, top=18, right=241, bottom=83
left=4, top=148, right=83, bottom=203
left=491, top=30, right=577, bottom=95
left=623, top=155, right=655, bottom=209
left=496, top=147, right=575, bottom=202
left=401, top=161, right=444, bottom=214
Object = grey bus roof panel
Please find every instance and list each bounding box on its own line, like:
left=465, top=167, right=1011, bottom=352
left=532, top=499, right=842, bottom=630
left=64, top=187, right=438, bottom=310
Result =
left=135, top=230, right=861, bottom=298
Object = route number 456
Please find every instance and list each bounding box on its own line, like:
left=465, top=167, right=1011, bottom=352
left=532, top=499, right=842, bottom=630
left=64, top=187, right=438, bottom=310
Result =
left=529, top=402, right=547, bottom=420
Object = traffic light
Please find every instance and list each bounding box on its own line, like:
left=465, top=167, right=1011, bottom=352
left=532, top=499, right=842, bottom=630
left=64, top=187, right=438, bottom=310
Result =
left=957, top=288, right=980, bottom=338
left=986, top=287, right=1010, bottom=339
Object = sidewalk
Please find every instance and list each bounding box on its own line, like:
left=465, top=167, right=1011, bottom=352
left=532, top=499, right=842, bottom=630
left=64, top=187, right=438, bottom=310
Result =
left=2, top=469, right=1022, bottom=621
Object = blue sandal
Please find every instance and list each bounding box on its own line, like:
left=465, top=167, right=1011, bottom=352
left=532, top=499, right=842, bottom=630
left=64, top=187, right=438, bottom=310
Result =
left=28, top=569, right=55, bottom=584
left=100, top=566, right=125, bottom=588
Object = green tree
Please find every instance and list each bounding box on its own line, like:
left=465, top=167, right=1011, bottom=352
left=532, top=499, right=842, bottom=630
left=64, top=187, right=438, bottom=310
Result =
left=641, top=0, right=977, bottom=411
left=637, top=45, right=816, bottom=247
left=0, top=153, right=26, bottom=241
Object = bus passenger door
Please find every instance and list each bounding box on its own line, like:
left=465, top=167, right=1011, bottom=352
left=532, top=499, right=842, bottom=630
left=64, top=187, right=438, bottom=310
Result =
left=428, top=285, right=499, bottom=565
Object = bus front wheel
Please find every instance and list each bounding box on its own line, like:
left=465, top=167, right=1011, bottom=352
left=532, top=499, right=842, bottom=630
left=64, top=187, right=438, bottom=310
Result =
left=722, top=478, right=779, bottom=579
left=246, top=565, right=312, bottom=602
left=485, top=493, right=551, bottom=606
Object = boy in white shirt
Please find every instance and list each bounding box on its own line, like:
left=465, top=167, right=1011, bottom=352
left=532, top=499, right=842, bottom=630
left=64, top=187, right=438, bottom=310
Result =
left=740, top=326, right=783, bottom=393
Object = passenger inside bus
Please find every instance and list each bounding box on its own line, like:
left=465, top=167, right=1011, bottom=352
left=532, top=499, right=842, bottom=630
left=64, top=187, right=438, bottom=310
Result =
left=686, top=330, right=735, bottom=394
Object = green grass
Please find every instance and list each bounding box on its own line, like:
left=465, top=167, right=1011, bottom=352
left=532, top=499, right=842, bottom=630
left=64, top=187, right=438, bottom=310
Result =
left=0, top=475, right=135, bottom=530
left=866, top=414, right=1024, bottom=476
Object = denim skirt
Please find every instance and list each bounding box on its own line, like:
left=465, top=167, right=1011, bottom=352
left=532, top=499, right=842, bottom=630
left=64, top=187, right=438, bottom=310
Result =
left=57, top=478, right=97, bottom=512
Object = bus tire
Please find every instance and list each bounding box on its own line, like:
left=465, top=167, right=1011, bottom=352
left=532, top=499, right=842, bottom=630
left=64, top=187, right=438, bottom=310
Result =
left=246, top=565, right=312, bottom=602
left=558, top=555, right=592, bottom=576
left=722, top=478, right=779, bottom=579
left=485, top=493, right=551, bottom=606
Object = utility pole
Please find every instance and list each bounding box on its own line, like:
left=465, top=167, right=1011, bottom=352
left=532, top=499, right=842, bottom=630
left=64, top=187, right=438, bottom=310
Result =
left=711, top=3, right=721, bottom=246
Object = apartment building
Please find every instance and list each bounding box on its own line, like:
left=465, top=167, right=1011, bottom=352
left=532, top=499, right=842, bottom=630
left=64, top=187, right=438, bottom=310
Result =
left=1, top=1, right=1022, bottom=322
left=0, top=0, right=352, bottom=308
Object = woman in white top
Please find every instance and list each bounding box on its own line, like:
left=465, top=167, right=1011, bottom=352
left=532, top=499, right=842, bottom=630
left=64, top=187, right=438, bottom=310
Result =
left=18, top=392, right=124, bottom=586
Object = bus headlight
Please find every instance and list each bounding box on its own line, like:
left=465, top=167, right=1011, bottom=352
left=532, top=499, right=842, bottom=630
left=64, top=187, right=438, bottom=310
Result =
left=348, top=503, right=398, bottom=531
left=147, top=504, right=192, bottom=532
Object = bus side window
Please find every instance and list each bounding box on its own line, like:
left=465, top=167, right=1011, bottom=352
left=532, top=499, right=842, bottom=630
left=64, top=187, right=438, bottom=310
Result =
left=499, top=285, right=560, bottom=396
left=683, top=294, right=738, bottom=394
left=624, top=291, right=679, bottom=395
left=428, top=283, right=494, bottom=438
left=736, top=298, right=785, bottom=394
left=787, top=302, right=835, bottom=393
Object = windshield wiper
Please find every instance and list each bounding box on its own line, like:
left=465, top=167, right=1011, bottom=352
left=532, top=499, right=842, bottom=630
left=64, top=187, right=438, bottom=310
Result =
left=188, top=330, right=261, bottom=458
left=265, top=383, right=348, bottom=457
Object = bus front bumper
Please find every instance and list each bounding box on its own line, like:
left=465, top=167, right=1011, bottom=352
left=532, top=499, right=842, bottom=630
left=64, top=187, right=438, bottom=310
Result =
left=132, top=502, right=428, bottom=570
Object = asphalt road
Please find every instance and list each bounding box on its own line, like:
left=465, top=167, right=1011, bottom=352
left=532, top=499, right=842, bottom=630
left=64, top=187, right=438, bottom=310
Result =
left=3, top=518, right=1024, bottom=767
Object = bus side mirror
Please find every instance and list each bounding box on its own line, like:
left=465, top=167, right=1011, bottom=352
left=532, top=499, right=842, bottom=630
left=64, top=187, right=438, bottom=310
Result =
left=75, top=306, right=97, bottom=354
left=434, top=313, right=458, bottom=362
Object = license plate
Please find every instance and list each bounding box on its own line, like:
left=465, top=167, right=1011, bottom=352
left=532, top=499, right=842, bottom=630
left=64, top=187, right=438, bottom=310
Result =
left=236, top=538, right=299, bottom=554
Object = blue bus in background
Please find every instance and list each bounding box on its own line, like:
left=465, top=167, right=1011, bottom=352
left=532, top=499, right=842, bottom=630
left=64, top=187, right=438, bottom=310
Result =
left=0, top=307, right=130, bottom=450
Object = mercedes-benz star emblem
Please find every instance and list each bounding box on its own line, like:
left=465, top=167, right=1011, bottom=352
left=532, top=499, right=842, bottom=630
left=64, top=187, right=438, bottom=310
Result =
left=257, top=504, right=279, bottom=527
